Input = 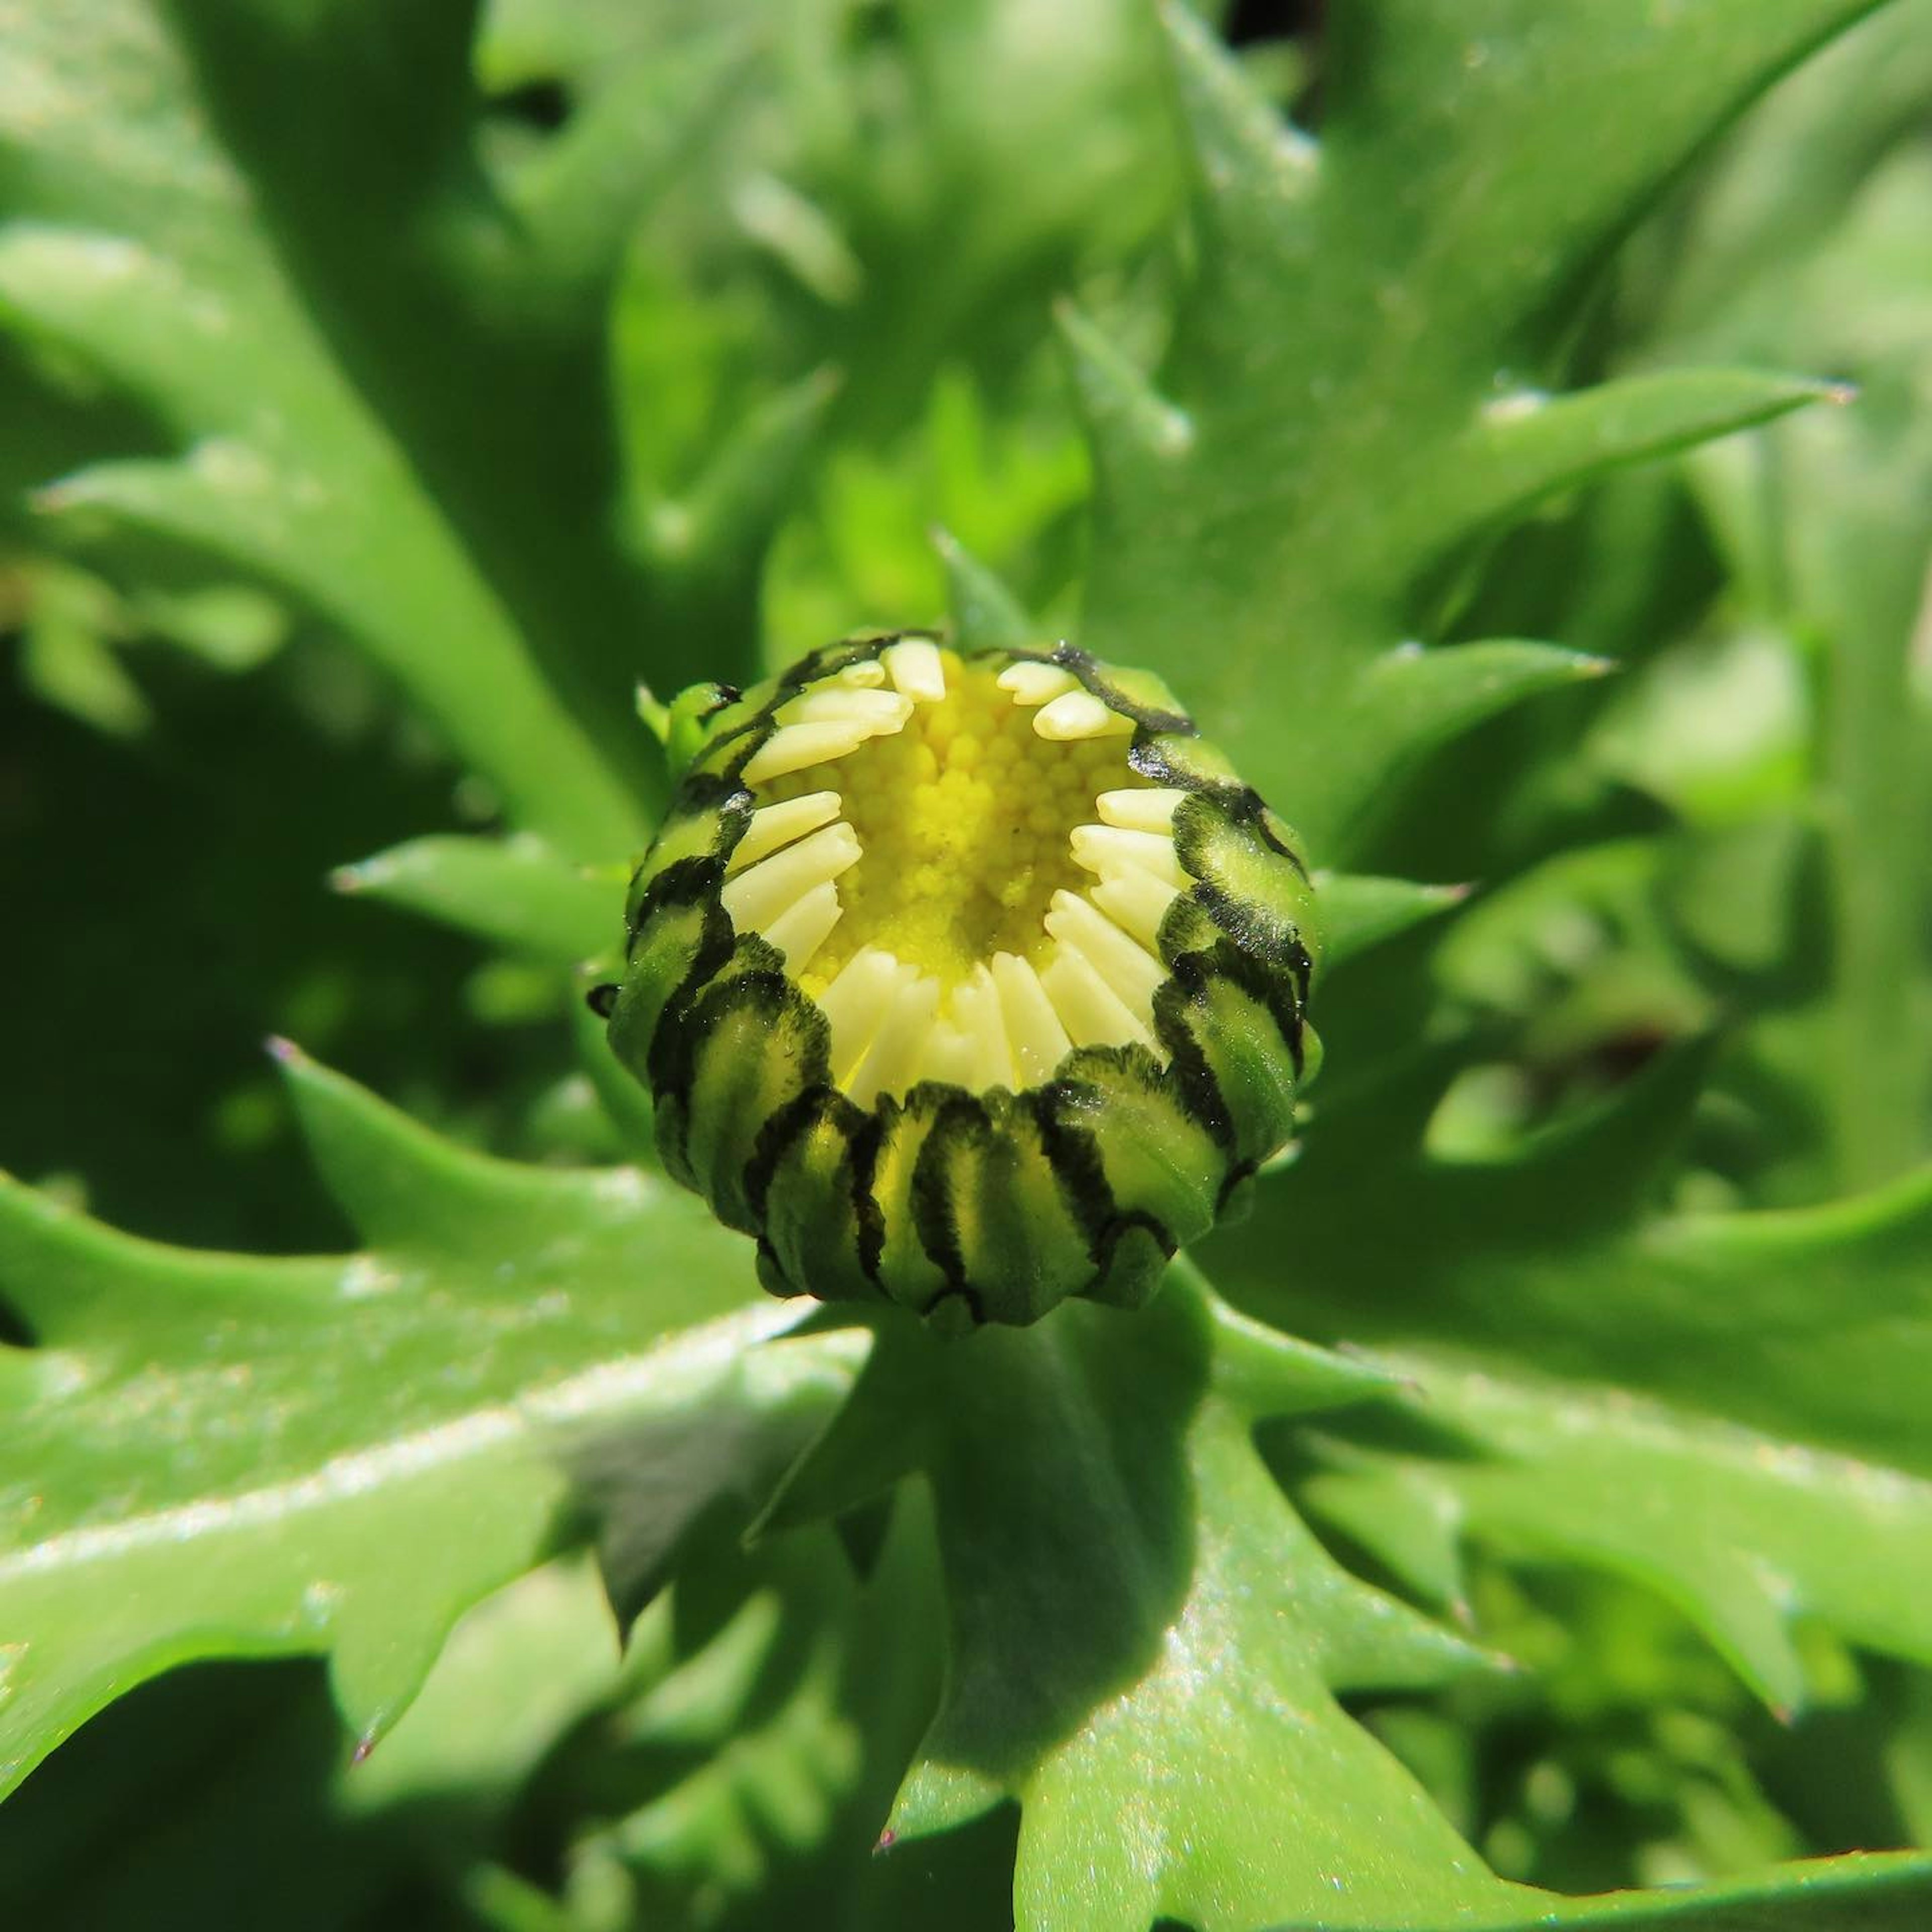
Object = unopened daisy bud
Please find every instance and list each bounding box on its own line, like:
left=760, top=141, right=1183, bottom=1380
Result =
left=601, top=633, right=1320, bottom=1330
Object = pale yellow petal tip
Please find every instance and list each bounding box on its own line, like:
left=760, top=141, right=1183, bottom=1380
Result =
left=762, top=879, right=844, bottom=972
left=881, top=637, right=947, bottom=702
left=997, top=661, right=1080, bottom=706
left=1069, top=823, right=1190, bottom=891
left=1096, top=787, right=1185, bottom=832
left=1090, top=867, right=1178, bottom=951
left=989, top=951, right=1074, bottom=1087
left=1039, top=943, right=1151, bottom=1050
left=727, top=790, right=843, bottom=876
left=845, top=970, right=942, bottom=1107
left=742, top=719, right=873, bottom=784
left=720, top=820, right=861, bottom=931
left=781, top=685, right=914, bottom=731
left=1044, top=891, right=1164, bottom=1011
left=819, top=947, right=904, bottom=1085
left=913, top=1018, right=978, bottom=1091
left=1033, top=689, right=1133, bottom=742
left=949, top=962, right=1018, bottom=1092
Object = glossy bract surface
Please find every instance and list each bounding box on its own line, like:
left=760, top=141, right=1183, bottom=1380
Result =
left=607, top=634, right=1320, bottom=1327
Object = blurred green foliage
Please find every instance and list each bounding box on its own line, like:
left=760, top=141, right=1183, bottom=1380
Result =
left=3, top=3, right=1931, bottom=1929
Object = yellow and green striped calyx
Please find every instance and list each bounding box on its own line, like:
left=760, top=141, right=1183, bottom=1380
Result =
left=603, top=633, right=1321, bottom=1329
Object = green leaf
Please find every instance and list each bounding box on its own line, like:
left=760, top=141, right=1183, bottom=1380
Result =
left=1211, top=1041, right=1932, bottom=1717
left=775, top=1267, right=1509, bottom=1932
left=0, top=0, right=772, bottom=851
left=1545, top=1857, right=1932, bottom=1928
left=935, top=526, right=1036, bottom=655
left=1078, top=1, right=1891, bottom=856
left=333, top=833, right=622, bottom=970
left=1318, top=873, right=1470, bottom=973
left=1659, top=50, right=1932, bottom=1195
left=1447, top=372, right=1840, bottom=556
left=1313, top=641, right=1615, bottom=847
left=0, top=1047, right=852, bottom=1801
left=1338, top=1353, right=1932, bottom=1718
left=585, top=1507, right=960, bottom=1932
left=335, top=1553, right=623, bottom=1822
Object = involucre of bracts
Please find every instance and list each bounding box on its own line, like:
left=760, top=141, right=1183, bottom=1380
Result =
left=602, top=633, right=1321, bottom=1328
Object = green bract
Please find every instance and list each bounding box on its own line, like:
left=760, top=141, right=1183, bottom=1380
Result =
left=604, top=633, right=1321, bottom=1327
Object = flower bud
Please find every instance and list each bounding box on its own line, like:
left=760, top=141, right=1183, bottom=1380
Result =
left=604, top=634, right=1319, bottom=1328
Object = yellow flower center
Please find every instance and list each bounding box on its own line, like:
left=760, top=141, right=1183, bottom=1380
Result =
left=719, top=642, right=1189, bottom=1105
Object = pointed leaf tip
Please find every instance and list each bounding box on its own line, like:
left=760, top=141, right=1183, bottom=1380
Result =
left=1054, top=300, right=1193, bottom=462
left=1446, top=367, right=1841, bottom=558
left=0, top=1164, right=338, bottom=1345
left=1183, top=1266, right=1397, bottom=1418
left=328, top=833, right=614, bottom=964
left=1158, top=0, right=1319, bottom=209
left=1326, top=640, right=1611, bottom=841
left=745, top=1320, right=918, bottom=1544
left=932, top=526, right=1034, bottom=654
left=887, top=1756, right=1007, bottom=1843
left=271, top=1049, right=624, bottom=1259
left=1317, top=872, right=1473, bottom=970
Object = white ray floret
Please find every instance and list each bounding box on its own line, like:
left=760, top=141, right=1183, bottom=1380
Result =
left=1033, top=689, right=1133, bottom=742
left=912, top=1017, right=978, bottom=1092
left=720, top=821, right=860, bottom=931
left=727, top=790, right=842, bottom=875
left=997, top=661, right=1080, bottom=706
left=779, top=685, right=914, bottom=731
left=1096, top=787, right=1186, bottom=833
left=760, top=880, right=843, bottom=972
left=743, top=720, right=879, bottom=784
left=846, top=968, right=942, bottom=1107
left=989, top=951, right=1074, bottom=1086
left=1070, top=823, right=1190, bottom=890
left=1044, top=890, right=1166, bottom=1012
left=1089, top=867, right=1179, bottom=951
left=817, top=948, right=903, bottom=1085
left=948, top=963, right=1018, bottom=1092
left=837, top=659, right=889, bottom=687
left=880, top=637, right=947, bottom=701
left=1039, top=944, right=1152, bottom=1049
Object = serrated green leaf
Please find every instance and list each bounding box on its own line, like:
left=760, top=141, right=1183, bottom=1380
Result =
left=0, top=1051, right=853, bottom=1802
left=763, top=1267, right=1508, bottom=1932
left=0, top=0, right=782, bottom=850
left=335, top=1553, right=622, bottom=1819
left=1080, top=2, right=1892, bottom=857
left=1212, top=1035, right=1932, bottom=1719
left=575, top=1496, right=961, bottom=1932
left=1359, top=1357, right=1932, bottom=1716
left=1659, top=52, right=1932, bottom=1197
left=1233, top=1063, right=1932, bottom=1468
